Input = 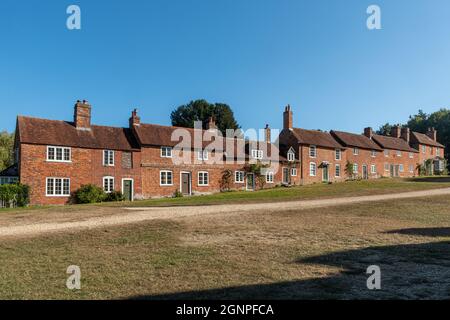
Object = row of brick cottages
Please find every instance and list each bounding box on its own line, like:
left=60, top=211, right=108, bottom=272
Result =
left=0, top=101, right=445, bottom=205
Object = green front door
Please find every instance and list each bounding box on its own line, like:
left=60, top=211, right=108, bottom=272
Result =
left=123, top=179, right=133, bottom=201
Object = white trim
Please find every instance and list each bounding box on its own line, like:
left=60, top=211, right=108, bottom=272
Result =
left=45, top=177, right=70, bottom=197
left=309, top=145, right=317, bottom=158
left=309, top=162, right=317, bottom=177
left=371, top=164, right=376, bottom=174
left=266, top=171, right=274, bottom=183
left=235, top=171, right=245, bottom=184
left=179, top=171, right=192, bottom=195
left=335, top=164, right=341, bottom=177
left=46, top=146, right=72, bottom=163
left=335, top=148, right=341, bottom=161
left=161, top=146, right=173, bottom=158
left=371, top=150, right=377, bottom=158
left=198, top=171, right=209, bottom=186
left=251, top=149, right=263, bottom=159
left=291, top=168, right=297, bottom=177
left=160, top=170, right=174, bottom=186
left=121, top=178, right=134, bottom=201
left=103, top=176, right=115, bottom=193
left=103, top=150, right=115, bottom=166
left=353, top=147, right=359, bottom=156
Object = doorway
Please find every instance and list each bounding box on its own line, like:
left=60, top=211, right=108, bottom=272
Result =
left=362, top=165, right=368, bottom=179
left=322, top=165, right=329, bottom=182
left=282, top=167, right=290, bottom=184
left=180, top=172, right=191, bottom=196
left=246, top=173, right=255, bottom=191
left=122, top=179, right=134, bottom=201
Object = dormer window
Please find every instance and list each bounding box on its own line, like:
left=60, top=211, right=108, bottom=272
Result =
left=47, top=146, right=71, bottom=162
left=251, top=149, right=263, bottom=159
left=287, top=148, right=295, bottom=162
left=103, top=150, right=115, bottom=166
left=198, top=150, right=209, bottom=161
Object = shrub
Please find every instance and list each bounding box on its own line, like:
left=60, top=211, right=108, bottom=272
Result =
left=105, top=191, right=125, bottom=202
left=0, top=183, right=30, bottom=208
left=220, top=169, right=233, bottom=191
left=173, top=189, right=183, bottom=198
left=73, top=184, right=106, bottom=204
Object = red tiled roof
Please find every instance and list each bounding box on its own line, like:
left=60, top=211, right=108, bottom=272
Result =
left=410, top=131, right=444, bottom=148
left=331, top=130, right=383, bottom=151
left=17, top=116, right=140, bottom=151
left=292, top=128, right=344, bottom=149
left=372, top=134, right=418, bottom=153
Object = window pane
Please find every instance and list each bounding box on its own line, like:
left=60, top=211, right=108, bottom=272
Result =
left=47, top=178, right=54, bottom=195
left=64, top=148, right=70, bottom=161
left=55, top=179, right=62, bottom=195
left=167, top=172, right=172, bottom=184
left=48, top=147, right=55, bottom=160
left=63, top=179, right=70, bottom=195
left=56, top=148, right=63, bottom=160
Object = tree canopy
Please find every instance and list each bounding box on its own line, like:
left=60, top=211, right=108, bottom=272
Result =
left=170, top=99, right=240, bottom=136
left=0, top=131, right=14, bottom=172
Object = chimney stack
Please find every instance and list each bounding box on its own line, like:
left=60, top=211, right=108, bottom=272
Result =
left=390, top=125, right=401, bottom=138
left=207, top=116, right=217, bottom=130
left=129, top=108, right=141, bottom=127
left=74, top=100, right=91, bottom=130
left=401, top=127, right=410, bottom=143
left=283, top=105, right=293, bottom=130
left=264, top=124, right=271, bottom=143
left=363, top=127, right=373, bottom=139
left=426, top=127, right=437, bottom=141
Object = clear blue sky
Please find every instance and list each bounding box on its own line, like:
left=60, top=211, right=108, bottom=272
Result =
left=2, top=0, right=450, bottom=134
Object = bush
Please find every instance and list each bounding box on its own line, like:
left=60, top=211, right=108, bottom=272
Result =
left=0, top=183, right=30, bottom=208
left=105, top=191, right=125, bottom=202
left=73, top=184, right=106, bottom=204
left=173, top=189, right=183, bottom=198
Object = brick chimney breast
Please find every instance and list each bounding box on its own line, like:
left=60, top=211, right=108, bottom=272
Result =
left=74, top=100, right=91, bottom=130
left=426, top=127, right=437, bottom=141
left=207, top=116, right=217, bottom=130
left=129, top=108, right=141, bottom=127
left=283, top=104, right=293, bottom=130
left=390, top=125, right=401, bottom=138
left=401, top=127, right=410, bottom=143
left=265, top=124, right=271, bottom=142
left=364, top=127, right=373, bottom=139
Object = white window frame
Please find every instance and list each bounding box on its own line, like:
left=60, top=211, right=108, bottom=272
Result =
left=309, top=162, right=317, bottom=177
left=235, top=171, right=245, bottom=183
left=46, top=177, right=70, bottom=197
left=287, top=151, right=295, bottom=162
left=335, top=164, right=341, bottom=177
left=198, top=171, right=209, bottom=186
left=399, top=164, right=404, bottom=172
left=103, top=150, right=115, bottom=166
left=291, top=168, right=297, bottom=177
left=422, top=145, right=426, bottom=154
left=371, top=164, right=376, bottom=174
left=251, top=149, right=263, bottom=160
left=409, top=152, right=413, bottom=159
left=396, top=150, right=402, bottom=157
left=335, top=149, right=341, bottom=161
left=371, top=150, right=377, bottom=158
left=353, top=147, right=359, bottom=156
left=384, top=163, right=389, bottom=172
left=103, top=176, right=114, bottom=193
left=47, top=146, right=71, bottom=162
left=198, top=150, right=209, bottom=161
left=160, top=170, right=173, bottom=186
left=309, top=146, right=317, bottom=158
left=384, top=149, right=389, bottom=157
left=266, top=171, right=274, bottom=183
left=353, top=163, right=358, bottom=175
left=160, top=146, right=173, bottom=158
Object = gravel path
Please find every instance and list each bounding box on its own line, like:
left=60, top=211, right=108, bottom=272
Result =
left=2, top=187, right=450, bottom=238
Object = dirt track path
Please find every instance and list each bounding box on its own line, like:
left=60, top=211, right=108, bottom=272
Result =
left=2, top=187, right=450, bottom=238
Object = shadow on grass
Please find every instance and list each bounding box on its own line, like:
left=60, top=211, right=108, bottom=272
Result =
left=129, top=241, right=450, bottom=300
left=385, top=227, right=450, bottom=237
left=405, top=177, right=450, bottom=183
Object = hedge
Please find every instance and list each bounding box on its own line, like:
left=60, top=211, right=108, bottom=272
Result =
left=0, top=183, right=30, bottom=208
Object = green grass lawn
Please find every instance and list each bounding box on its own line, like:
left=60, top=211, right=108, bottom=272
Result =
left=1, top=193, right=450, bottom=299
left=116, top=176, right=450, bottom=207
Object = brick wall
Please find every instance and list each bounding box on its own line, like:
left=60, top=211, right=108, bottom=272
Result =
left=379, top=149, right=419, bottom=177
left=20, top=144, right=141, bottom=205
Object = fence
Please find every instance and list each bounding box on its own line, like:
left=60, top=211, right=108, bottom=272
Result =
left=0, top=199, right=17, bottom=209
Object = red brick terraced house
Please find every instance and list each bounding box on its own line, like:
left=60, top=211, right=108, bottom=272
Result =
left=330, top=129, right=384, bottom=179
left=6, top=101, right=446, bottom=205
left=409, top=128, right=446, bottom=174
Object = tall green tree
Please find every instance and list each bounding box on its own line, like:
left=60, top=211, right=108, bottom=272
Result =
left=0, top=131, right=14, bottom=172
left=170, top=99, right=240, bottom=136
left=376, top=123, right=393, bottom=135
